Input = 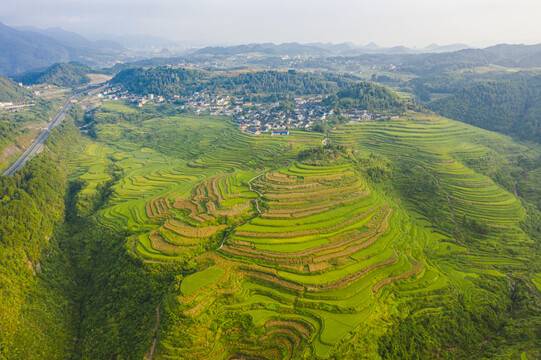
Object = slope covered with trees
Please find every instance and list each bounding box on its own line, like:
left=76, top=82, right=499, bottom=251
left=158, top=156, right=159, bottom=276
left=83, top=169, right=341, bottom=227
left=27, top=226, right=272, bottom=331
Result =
left=111, top=67, right=356, bottom=99
left=428, top=78, right=541, bottom=143
left=0, top=112, right=80, bottom=359
left=322, top=82, right=407, bottom=113
left=0, top=74, right=34, bottom=102
left=110, top=66, right=214, bottom=97
left=14, top=62, right=92, bottom=87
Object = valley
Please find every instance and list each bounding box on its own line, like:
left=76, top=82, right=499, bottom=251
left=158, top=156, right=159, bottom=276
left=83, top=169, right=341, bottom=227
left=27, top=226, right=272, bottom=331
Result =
left=0, top=26, right=540, bottom=359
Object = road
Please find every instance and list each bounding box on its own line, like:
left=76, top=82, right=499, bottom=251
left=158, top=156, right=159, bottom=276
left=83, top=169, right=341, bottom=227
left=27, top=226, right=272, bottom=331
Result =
left=3, top=94, right=79, bottom=176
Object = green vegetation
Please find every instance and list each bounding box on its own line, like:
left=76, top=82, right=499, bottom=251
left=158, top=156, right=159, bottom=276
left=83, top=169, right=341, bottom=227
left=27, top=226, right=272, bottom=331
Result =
left=14, top=62, right=92, bottom=87
left=0, top=113, right=80, bottom=359
left=0, top=95, right=68, bottom=172
left=322, top=82, right=407, bottom=113
left=428, top=78, right=541, bottom=143
left=60, top=101, right=539, bottom=359
left=111, top=67, right=213, bottom=97
left=111, top=67, right=355, bottom=100
left=1, top=73, right=540, bottom=359
left=181, top=266, right=225, bottom=295
left=0, top=74, right=34, bottom=102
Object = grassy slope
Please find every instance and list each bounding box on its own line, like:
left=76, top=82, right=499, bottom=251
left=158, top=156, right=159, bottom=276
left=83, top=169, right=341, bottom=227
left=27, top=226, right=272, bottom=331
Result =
left=68, top=102, right=541, bottom=359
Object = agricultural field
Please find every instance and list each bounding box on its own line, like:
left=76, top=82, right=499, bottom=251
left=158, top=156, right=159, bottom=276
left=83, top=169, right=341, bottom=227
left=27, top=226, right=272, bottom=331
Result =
left=69, top=102, right=541, bottom=359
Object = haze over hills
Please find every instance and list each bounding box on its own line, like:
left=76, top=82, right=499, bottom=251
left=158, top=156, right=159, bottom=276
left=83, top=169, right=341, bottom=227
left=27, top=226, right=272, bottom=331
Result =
left=0, top=21, right=125, bottom=75
left=3, top=20, right=541, bottom=78
left=84, top=33, right=182, bottom=50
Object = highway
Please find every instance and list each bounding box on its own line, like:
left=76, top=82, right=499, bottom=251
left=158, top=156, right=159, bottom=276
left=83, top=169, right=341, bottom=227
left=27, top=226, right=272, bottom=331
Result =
left=2, top=94, right=79, bottom=176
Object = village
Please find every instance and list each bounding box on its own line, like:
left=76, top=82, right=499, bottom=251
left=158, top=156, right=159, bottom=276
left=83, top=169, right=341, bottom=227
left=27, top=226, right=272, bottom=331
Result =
left=94, top=85, right=393, bottom=135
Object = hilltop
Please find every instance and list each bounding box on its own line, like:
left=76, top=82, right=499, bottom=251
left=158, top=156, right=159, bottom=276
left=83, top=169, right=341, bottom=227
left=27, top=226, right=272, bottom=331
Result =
left=110, top=67, right=357, bottom=99
left=13, top=62, right=93, bottom=87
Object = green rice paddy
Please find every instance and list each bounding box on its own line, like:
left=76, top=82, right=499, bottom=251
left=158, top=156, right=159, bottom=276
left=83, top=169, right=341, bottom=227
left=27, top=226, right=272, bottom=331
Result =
left=69, top=103, right=541, bottom=359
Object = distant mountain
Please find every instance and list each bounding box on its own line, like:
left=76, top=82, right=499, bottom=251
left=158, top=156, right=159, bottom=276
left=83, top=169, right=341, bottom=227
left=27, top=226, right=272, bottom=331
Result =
left=0, top=22, right=125, bottom=76
left=0, top=22, right=71, bottom=76
left=85, top=33, right=178, bottom=49
left=0, top=75, right=34, bottom=102
left=342, top=43, right=470, bottom=55
left=15, top=25, right=94, bottom=47
left=306, top=42, right=354, bottom=53
left=192, top=43, right=331, bottom=57
left=13, top=62, right=92, bottom=87
left=423, top=43, right=471, bottom=53
left=484, top=43, right=541, bottom=62
left=364, top=42, right=380, bottom=50
left=517, top=51, right=541, bottom=67
left=398, top=49, right=515, bottom=76
left=16, top=25, right=126, bottom=54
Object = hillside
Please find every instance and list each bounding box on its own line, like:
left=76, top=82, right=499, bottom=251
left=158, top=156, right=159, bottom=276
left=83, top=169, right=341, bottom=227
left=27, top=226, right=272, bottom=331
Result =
left=111, top=67, right=356, bottom=99
left=110, top=67, right=214, bottom=97
left=59, top=102, right=540, bottom=359
left=14, top=62, right=92, bottom=87
left=0, top=115, right=81, bottom=359
left=484, top=43, right=541, bottom=66
left=322, top=82, right=407, bottom=113
left=0, top=75, right=33, bottom=102
left=428, top=78, right=541, bottom=143
left=0, top=93, right=539, bottom=359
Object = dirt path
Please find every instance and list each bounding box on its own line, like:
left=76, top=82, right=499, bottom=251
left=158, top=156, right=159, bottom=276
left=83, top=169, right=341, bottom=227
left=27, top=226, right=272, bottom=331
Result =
left=144, top=302, right=161, bottom=360
left=218, top=234, right=227, bottom=249
left=247, top=162, right=295, bottom=214
left=248, top=172, right=267, bottom=214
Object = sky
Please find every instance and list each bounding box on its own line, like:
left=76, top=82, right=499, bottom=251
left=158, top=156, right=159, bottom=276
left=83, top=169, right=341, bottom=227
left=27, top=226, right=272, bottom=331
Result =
left=1, top=0, right=541, bottom=47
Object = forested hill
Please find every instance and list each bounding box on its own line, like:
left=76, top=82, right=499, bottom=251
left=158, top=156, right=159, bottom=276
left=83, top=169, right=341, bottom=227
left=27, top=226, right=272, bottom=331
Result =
left=13, top=62, right=92, bottom=87
left=321, top=82, right=407, bottom=113
left=110, top=67, right=356, bottom=98
left=0, top=75, right=34, bottom=102
left=428, top=78, right=541, bottom=143
left=110, top=67, right=213, bottom=97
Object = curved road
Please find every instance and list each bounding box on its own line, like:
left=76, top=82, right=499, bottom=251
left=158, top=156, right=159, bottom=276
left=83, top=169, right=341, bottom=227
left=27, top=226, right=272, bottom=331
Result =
left=3, top=94, right=79, bottom=176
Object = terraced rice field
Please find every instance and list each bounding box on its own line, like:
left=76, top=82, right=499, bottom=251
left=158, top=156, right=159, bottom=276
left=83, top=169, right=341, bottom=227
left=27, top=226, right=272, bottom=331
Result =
left=328, top=114, right=535, bottom=271
left=72, top=105, right=540, bottom=359
left=152, top=160, right=437, bottom=359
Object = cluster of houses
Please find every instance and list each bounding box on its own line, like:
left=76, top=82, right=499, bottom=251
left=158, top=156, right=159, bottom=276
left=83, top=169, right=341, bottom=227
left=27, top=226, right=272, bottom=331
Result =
left=237, top=96, right=326, bottom=135
left=93, top=86, right=389, bottom=136
left=177, top=93, right=242, bottom=116
left=233, top=97, right=385, bottom=135
left=95, top=87, right=168, bottom=106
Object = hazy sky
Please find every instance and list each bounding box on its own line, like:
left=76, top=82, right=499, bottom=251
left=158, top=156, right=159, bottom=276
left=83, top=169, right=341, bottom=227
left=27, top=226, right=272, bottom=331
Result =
left=1, top=0, right=541, bottom=47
